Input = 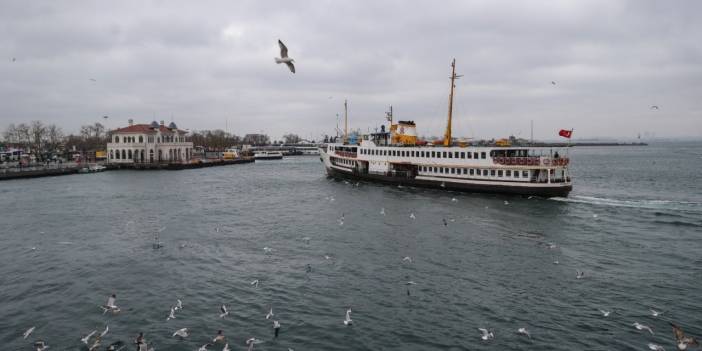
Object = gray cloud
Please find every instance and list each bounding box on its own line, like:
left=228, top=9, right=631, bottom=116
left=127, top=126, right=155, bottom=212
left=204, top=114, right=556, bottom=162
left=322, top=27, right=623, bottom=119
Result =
left=1, top=0, right=700, bottom=140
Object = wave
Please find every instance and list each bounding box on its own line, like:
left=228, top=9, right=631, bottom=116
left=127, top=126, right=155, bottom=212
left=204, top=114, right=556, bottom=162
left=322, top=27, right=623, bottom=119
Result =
left=550, top=195, right=702, bottom=212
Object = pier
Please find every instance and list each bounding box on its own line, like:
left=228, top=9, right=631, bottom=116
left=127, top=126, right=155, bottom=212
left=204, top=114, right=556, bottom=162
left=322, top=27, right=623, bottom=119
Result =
left=104, top=157, right=254, bottom=171
left=0, top=164, right=82, bottom=181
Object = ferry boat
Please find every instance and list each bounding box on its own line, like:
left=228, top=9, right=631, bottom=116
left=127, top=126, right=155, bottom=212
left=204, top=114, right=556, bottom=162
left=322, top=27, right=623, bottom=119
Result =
left=254, top=151, right=284, bottom=160
left=319, top=60, right=572, bottom=197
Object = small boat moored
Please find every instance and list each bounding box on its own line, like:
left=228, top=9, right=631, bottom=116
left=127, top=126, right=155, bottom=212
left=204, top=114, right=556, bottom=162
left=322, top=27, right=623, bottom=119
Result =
left=254, top=151, right=284, bottom=160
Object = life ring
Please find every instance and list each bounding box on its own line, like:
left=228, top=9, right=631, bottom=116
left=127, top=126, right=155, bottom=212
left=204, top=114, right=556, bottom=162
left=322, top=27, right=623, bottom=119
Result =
left=518, top=158, right=525, bottom=165
left=543, top=158, right=550, bottom=166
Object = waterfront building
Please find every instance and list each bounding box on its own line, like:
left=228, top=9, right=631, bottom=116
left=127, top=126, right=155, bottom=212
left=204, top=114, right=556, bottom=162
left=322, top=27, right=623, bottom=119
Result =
left=107, top=120, right=193, bottom=164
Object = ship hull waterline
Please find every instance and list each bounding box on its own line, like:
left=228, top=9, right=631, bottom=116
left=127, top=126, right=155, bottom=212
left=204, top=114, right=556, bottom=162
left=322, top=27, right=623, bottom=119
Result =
left=324, top=165, right=572, bottom=198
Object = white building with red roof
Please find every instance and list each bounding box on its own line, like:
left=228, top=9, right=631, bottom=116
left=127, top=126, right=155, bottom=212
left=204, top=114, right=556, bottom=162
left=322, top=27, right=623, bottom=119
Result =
left=107, top=119, right=193, bottom=164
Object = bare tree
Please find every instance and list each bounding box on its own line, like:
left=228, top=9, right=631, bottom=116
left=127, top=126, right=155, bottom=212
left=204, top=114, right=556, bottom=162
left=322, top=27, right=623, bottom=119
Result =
left=283, top=133, right=301, bottom=144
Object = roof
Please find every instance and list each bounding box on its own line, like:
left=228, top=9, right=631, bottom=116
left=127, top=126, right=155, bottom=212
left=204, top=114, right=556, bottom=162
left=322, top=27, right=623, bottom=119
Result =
left=112, top=124, right=187, bottom=134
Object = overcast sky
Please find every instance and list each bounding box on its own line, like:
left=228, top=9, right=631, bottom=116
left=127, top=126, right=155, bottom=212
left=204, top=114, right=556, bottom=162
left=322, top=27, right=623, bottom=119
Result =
left=1, top=0, right=700, bottom=141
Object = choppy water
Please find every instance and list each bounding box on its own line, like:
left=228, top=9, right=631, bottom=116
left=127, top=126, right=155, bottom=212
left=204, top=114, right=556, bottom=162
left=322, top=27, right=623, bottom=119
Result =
left=1, top=142, right=701, bottom=350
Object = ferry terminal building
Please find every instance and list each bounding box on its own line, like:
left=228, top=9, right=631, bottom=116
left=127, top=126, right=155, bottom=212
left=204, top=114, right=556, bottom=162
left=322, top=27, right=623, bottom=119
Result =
left=107, top=120, right=193, bottom=164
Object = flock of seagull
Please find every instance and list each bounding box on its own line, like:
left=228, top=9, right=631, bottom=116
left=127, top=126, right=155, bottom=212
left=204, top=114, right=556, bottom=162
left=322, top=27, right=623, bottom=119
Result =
left=16, top=188, right=699, bottom=350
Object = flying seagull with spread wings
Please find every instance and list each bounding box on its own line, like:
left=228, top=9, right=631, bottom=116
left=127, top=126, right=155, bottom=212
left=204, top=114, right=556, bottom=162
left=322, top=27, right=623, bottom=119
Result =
left=275, top=40, right=295, bottom=73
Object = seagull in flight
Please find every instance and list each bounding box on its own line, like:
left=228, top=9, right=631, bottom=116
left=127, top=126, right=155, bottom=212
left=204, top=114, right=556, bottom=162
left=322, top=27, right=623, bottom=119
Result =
left=651, top=105, right=659, bottom=110
left=266, top=306, right=274, bottom=320
left=599, top=309, right=611, bottom=317
left=81, top=330, right=97, bottom=344
left=251, top=279, right=259, bottom=288
left=173, top=328, right=189, bottom=338
left=275, top=39, right=295, bottom=73
left=99, top=325, right=109, bottom=338
left=222, top=344, right=231, bottom=351
left=23, top=326, right=35, bottom=339
left=220, top=304, right=229, bottom=318
left=198, top=343, right=213, bottom=351
left=246, top=338, right=261, bottom=351
left=409, top=213, right=416, bottom=220
left=551, top=81, right=556, bottom=85
left=167, top=306, right=176, bottom=321
left=648, top=343, right=666, bottom=351
left=338, top=213, right=344, bottom=226
left=380, top=207, right=385, bottom=216
left=402, top=256, right=412, bottom=263
left=451, top=197, right=458, bottom=202
left=650, top=309, right=663, bottom=317
left=175, top=299, right=183, bottom=310
left=517, top=327, right=531, bottom=339
left=343, top=308, right=353, bottom=325
left=671, top=322, right=699, bottom=350
left=633, top=322, right=654, bottom=335
left=478, top=328, right=494, bottom=341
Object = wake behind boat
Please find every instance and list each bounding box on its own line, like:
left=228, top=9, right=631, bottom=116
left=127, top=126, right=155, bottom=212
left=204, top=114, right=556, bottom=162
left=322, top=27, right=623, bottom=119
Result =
left=319, top=59, right=572, bottom=197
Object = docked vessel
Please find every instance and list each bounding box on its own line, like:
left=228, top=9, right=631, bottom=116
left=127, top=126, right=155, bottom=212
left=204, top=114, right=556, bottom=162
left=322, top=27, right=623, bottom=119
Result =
left=254, top=151, right=284, bottom=160
left=319, top=60, right=572, bottom=197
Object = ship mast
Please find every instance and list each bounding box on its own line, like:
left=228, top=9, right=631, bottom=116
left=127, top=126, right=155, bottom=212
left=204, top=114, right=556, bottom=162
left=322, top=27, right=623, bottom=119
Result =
left=344, top=99, right=348, bottom=144
left=444, top=59, right=462, bottom=146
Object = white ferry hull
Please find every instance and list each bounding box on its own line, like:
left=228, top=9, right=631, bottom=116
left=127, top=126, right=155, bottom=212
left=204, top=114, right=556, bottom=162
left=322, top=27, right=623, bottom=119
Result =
left=320, top=146, right=572, bottom=198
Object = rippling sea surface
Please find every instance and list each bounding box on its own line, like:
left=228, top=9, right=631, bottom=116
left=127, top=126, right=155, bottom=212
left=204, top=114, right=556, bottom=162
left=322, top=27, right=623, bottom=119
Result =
left=1, top=142, right=701, bottom=350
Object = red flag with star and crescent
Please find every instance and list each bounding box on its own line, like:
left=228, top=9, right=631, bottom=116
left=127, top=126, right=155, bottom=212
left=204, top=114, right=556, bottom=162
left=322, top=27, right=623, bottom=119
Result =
left=558, top=129, right=573, bottom=138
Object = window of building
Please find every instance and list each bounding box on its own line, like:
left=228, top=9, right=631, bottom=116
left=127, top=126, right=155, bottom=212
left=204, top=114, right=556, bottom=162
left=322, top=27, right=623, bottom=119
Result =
left=514, top=171, right=519, bottom=178
left=506, top=170, right=511, bottom=177
left=460, top=152, right=465, bottom=159
left=481, top=152, right=486, bottom=159
left=443, top=152, right=447, bottom=158
left=431, top=151, right=435, bottom=157
left=467, top=152, right=472, bottom=159
left=469, top=169, right=474, bottom=175
left=114, top=136, right=119, bottom=143
left=463, top=168, right=467, bottom=174
left=498, top=170, right=503, bottom=177
left=474, top=152, right=478, bottom=159
left=454, top=152, right=459, bottom=158
left=450, top=168, right=455, bottom=174
left=522, top=171, right=529, bottom=178
left=482, top=169, right=488, bottom=176
left=490, top=170, right=496, bottom=176
left=449, top=152, right=453, bottom=159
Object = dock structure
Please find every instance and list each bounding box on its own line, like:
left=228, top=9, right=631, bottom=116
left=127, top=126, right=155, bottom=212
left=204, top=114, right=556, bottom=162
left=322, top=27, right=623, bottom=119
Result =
left=105, top=157, right=254, bottom=171
left=0, top=164, right=82, bottom=181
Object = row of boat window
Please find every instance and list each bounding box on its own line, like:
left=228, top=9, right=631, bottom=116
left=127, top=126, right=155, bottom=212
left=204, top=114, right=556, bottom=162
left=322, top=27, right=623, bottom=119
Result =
left=360, top=148, right=487, bottom=160
left=421, top=166, right=529, bottom=178
left=333, top=157, right=354, bottom=166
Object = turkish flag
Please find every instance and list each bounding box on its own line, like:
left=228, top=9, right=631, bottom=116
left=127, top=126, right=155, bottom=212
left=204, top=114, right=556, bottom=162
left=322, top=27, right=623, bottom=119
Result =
left=558, top=129, right=573, bottom=138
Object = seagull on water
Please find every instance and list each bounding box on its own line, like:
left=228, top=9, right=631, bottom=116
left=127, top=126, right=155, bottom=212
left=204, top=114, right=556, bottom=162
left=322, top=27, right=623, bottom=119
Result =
left=405, top=281, right=417, bottom=285
left=338, top=213, right=344, bottom=226
left=266, top=307, right=274, bottom=320
left=576, top=271, right=585, bottom=279
left=213, top=330, right=226, bottom=343
left=344, top=308, right=353, bottom=325
left=81, top=330, right=97, bottom=344
left=34, top=340, right=49, bottom=351
left=220, top=304, right=229, bottom=318
left=671, top=322, right=699, bottom=350
left=504, top=200, right=510, bottom=205
left=409, top=213, right=416, bottom=220
left=648, top=343, right=666, bottom=351
left=175, top=299, right=183, bottom=310
left=380, top=207, right=385, bottom=216
left=263, top=247, right=273, bottom=254
left=173, top=328, right=189, bottom=338
left=451, top=197, right=458, bottom=202
left=633, top=322, right=654, bottom=335
left=89, top=337, right=100, bottom=351
left=101, top=293, right=120, bottom=314
left=198, top=343, right=213, bottom=351
left=273, top=320, right=281, bottom=337
left=442, top=218, right=448, bottom=226
left=167, top=306, right=176, bottom=321
left=599, top=309, right=611, bottom=317
left=324, top=255, right=332, bottom=260
left=517, top=327, right=531, bottom=339
left=302, top=236, right=310, bottom=244
left=251, top=279, right=259, bottom=288
left=275, top=40, right=295, bottom=73
left=650, top=309, right=663, bottom=317
left=402, top=256, right=412, bottom=263
left=651, top=105, right=659, bottom=110
left=222, top=343, right=231, bottom=351
left=23, top=326, right=35, bottom=339
left=478, top=328, right=494, bottom=341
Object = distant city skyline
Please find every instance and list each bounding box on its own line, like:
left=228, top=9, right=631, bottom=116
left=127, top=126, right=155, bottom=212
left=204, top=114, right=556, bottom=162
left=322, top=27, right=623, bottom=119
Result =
left=1, top=1, right=701, bottom=140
